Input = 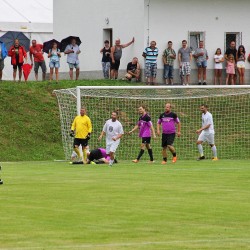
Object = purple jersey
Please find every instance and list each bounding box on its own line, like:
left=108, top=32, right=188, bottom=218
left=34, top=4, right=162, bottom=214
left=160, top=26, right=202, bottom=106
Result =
left=99, top=148, right=110, bottom=160
left=157, top=112, right=179, bottom=134
left=137, top=113, right=152, bottom=138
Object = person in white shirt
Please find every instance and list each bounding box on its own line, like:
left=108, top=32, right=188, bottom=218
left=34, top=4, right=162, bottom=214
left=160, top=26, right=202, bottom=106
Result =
left=98, top=111, right=124, bottom=166
left=196, top=104, right=218, bottom=161
left=64, top=38, right=81, bottom=80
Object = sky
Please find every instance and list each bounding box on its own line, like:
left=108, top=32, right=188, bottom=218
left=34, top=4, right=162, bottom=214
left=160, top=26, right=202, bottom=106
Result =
left=0, top=0, right=53, bottom=23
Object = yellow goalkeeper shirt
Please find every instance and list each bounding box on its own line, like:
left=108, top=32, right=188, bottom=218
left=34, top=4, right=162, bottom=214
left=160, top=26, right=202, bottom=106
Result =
left=71, top=115, right=92, bottom=139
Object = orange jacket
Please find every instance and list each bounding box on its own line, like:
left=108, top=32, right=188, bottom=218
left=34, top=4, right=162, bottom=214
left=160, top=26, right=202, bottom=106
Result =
left=8, top=45, right=27, bottom=65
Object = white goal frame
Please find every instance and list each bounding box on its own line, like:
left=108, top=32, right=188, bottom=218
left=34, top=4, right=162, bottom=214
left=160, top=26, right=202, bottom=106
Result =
left=76, top=85, right=250, bottom=115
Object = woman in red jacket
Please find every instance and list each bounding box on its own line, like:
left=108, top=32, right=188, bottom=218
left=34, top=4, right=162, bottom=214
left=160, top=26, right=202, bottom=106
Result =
left=8, top=39, right=27, bottom=82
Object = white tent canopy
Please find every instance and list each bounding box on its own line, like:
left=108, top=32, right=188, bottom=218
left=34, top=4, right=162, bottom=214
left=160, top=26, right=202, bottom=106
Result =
left=0, top=0, right=53, bottom=80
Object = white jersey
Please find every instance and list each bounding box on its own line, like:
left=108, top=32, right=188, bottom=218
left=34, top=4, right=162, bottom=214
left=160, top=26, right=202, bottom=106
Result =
left=103, top=119, right=124, bottom=143
left=202, top=111, right=214, bottom=134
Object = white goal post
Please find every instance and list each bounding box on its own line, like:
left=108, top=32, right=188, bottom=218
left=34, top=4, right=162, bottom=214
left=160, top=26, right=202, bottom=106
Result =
left=54, top=86, right=250, bottom=161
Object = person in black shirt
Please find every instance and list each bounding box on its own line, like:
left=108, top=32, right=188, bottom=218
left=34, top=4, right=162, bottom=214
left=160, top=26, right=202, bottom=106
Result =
left=225, top=41, right=237, bottom=84
left=100, top=40, right=111, bottom=79
left=125, top=57, right=140, bottom=81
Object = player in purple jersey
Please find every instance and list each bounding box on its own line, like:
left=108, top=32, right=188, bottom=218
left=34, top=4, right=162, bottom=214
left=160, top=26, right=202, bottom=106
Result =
left=157, top=103, right=181, bottom=164
left=129, top=106, right=156, bottom=163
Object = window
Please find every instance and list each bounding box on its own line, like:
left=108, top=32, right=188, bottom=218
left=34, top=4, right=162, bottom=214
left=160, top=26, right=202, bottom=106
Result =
left=225, top=32, right=242, bottom=51
left=188, top=31, right=205, bottom=53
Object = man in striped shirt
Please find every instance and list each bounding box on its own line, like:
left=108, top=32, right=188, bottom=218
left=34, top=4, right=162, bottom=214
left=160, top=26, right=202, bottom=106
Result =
left=142, top=41, right=159, bottom=85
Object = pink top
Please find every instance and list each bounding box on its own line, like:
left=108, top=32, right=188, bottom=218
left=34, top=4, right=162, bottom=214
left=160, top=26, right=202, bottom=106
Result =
left=226, top=61, right=235, bottom=74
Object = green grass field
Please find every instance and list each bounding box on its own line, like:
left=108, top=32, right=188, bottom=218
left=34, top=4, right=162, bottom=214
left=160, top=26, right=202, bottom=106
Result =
left=1, top=160, right=250, bottom=250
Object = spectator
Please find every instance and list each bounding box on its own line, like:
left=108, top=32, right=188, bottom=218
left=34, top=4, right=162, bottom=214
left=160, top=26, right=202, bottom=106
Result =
left=29, top=39, right=46, bottom=81
left=214, top=48, right=224, bottom=85
left=194, top=41, right=208, bottom=85
left=48, top=42, right=61, bottom=84
left=8, top=39, right=27, bottom=82
left=236, top=45, right=246, bottom=85
left=225, top=41, right=237, bottom=83
left=162, top=41, right=176, bottom=85
left=226, top=54, right=235, bottom=85
left=142, top=40, right=159, bottom=85
left=110, top=37, right=135, bottom=80
left=125, top=57, right=140, bottom=81
left=0, top=41, right=7, bottom=81
left=100, top=40, right=111, bottom=79
left=178, top=40, right=192, bottom=85
left=64, top=38, right=81, bottom=80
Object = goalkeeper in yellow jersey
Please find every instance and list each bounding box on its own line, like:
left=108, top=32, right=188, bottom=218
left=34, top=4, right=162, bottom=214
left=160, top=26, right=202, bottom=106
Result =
left=70, top=107, right=92, bottom=164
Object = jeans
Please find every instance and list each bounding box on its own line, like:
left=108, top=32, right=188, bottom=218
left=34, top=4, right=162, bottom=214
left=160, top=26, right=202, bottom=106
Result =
left=102, top=62, right=110, bottom=79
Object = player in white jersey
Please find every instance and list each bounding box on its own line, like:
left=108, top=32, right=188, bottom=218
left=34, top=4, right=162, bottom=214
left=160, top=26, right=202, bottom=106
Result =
left=196, top=104, right=218, bottom=161
left=98, top=111, right=124, bottom=166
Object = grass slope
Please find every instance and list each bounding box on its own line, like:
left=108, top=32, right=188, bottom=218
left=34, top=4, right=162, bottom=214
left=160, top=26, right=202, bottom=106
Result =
left=0, top=80, right=134, bottom=161
left=0, top=160, right=250, bottom=249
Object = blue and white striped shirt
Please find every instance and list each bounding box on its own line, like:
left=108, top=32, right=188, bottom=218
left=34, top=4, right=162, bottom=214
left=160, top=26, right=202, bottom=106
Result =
left=144, top=47, right=159, bottom=64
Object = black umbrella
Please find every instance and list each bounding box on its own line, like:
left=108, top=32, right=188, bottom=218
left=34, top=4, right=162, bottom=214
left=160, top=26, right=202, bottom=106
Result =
left=60, top=36, right=81, bottom=52
left=0, top=31, right=30, bottom=51
left=43, top=39, right=61, bottom=53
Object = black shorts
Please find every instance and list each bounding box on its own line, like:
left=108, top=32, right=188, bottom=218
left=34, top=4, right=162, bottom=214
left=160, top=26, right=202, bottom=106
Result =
left=34, top=61, right=47, bottom=74
left=141, top=137, right=151, bottom=144
left=73, top=138, right=88, bottom=147
left=162, top=133, right=175, bottom=147
left=13, top=63, right=23, bottom=70
left=111, top=60, right=120, bottom=70
left=88, top=149, right=103, bottom=162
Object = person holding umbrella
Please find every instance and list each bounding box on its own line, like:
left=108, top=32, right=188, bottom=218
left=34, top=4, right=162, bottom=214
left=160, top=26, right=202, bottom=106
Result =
left=29, top=40, right=46, bottom=81
left=0, top=41, right=7, bottom=81
left=48, top=41, right=61, bottom=84
left=64, top=37, right=81, bottom=81
left=8, top=39, right=27, bottom=82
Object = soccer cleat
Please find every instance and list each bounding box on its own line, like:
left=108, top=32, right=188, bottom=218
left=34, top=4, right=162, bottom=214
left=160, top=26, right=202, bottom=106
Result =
left=132, top=159, right=139, bottom=163
left=90, top=161, right=96, bottom=165
left=148, top=160, right=155, bottom=163
left=0, top=179, right=3, bottom=185
left=161, top=161, right=167, bottom=165
left=197, top=156, right=205, bottom=161
left=172, top=156, right=177, bottom=163
left=109, top=163, right=113, bottom=167
left=212, top=157, right=218, bottom=161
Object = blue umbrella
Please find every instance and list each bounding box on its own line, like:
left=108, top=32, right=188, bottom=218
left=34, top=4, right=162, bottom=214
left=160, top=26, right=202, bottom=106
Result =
left=0, top=31, right=30, bottom=51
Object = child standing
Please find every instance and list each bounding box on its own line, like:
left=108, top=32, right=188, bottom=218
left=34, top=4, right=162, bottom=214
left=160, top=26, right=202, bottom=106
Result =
left=226, top=54, right=235, bottom=85
left=214, top=48, right=224, bottom=85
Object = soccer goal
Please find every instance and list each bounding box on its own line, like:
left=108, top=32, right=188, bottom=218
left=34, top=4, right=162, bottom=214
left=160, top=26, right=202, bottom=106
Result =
left=53, top=86, right=250, bottom=161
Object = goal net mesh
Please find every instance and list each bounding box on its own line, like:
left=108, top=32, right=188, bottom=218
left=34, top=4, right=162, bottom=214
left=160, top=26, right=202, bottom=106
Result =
left=53, top=87, right=250, bottom=161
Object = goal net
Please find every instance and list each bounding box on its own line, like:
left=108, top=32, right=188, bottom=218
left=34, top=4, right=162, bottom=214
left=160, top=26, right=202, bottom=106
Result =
left=53, top=86, right=250, bottom=161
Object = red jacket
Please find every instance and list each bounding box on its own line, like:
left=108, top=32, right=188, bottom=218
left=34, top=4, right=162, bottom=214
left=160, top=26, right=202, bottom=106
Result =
left=8, top=45, right=27, bottom=65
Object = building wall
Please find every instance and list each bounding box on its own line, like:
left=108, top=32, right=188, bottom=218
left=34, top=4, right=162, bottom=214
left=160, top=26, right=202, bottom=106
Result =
left=53, top=0, right=145, bottom=79
left=145, top=0, right=250, bottom=83
left=54, top=0, right=250, bottom=84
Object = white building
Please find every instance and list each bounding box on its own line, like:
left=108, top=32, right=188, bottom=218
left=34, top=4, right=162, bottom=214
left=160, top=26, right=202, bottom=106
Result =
left=54, top=0, right=250, bottom=84
left=0, top=0, right=53, bottom=80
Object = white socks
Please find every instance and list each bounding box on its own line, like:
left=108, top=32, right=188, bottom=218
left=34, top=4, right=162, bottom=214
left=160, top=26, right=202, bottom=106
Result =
left=197, top=144, right=204, bottom=156
left=211, top=145, right=217, bottom=158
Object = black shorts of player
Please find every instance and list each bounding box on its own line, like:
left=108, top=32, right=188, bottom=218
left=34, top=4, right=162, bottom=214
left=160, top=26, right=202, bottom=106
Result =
left=73, top=138, right=88, bottom=147
left=111, top=60, right=120, bottom=70
left=141, top=137, right=151, bottom=144
left=162, top=133, right=175, bottom=148
left=88, top=149, right=103, bottom=162
left=13, top=62, right=23, bottom=70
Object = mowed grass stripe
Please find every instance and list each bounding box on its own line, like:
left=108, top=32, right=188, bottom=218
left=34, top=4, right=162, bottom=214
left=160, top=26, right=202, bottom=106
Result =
left=0, top=160, right=249, bottom=250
